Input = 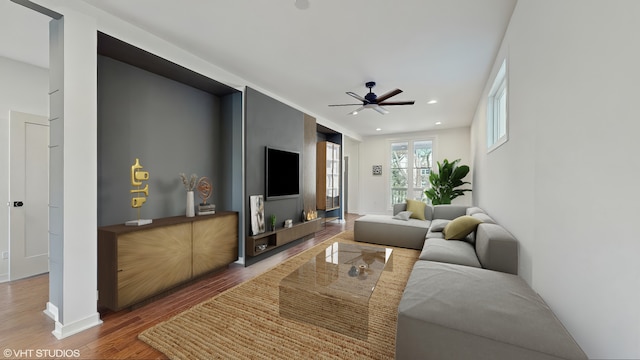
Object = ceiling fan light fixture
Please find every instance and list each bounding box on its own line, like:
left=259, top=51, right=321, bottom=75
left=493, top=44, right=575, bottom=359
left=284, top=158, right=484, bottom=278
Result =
left=294, top=0, right=310, bottom=10
left=329, top=82, right=414, bottom=115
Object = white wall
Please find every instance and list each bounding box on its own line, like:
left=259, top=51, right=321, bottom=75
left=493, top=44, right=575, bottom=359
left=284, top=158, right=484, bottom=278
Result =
left=0, top=56, right=49, bottom=282
left=470, top=1, right=640, bottom=358
left=343, top=136, right=360, bottom=214
left=357, top=127, right=471, bottom=215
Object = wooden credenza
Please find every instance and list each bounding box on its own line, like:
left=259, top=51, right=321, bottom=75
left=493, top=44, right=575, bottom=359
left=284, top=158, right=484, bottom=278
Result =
left=246, top=218, right=322, bottom=257
left=98, top=211, right=238, bottom=311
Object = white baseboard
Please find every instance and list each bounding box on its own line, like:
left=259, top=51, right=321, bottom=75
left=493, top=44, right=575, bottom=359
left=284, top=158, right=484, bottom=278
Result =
left=52, top=312, right=102, bottom=339
left=44, top=302, right=59, bottom=321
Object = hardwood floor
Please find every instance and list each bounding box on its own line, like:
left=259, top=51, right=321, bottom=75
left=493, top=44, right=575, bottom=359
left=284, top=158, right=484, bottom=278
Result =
left=0, top=214, right=359, bottom=359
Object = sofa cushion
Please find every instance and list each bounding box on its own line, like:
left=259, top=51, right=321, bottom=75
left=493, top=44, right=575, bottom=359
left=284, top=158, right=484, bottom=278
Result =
left=475, top=223, right=519, bottom=275
left=432, top=205, right=468, bottom=220
left=406, top=199, right=427, bottom=220
left=472, top=212, right=496, bottom=224
left=419, top=238, right=481, bottom=268
left=396, top=261, right=587, bottom=360
left=462, top=213, right=496, bottom=244
left=429, top=219, right=450, bottom=232
left=465, top=206, right=486, bottom=216
left=443, top=215, right=482, bottom=240
left=392, top=211, right=412, bottom=221
left=354, top=215, right=431, bottom=250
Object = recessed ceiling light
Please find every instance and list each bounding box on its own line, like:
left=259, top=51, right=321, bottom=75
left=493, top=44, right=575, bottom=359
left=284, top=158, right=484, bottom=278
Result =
left=375, top=128, right=382, bottom=131
left=427, top=100, right=438, bottom=105
left=435, top=122, right=442, bottom=125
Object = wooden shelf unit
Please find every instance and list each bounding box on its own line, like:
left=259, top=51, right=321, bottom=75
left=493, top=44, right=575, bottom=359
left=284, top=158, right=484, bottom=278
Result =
left=98, top=211, right=238, bottom=311
left=246, top=218, right=322, bottom=257
left=317, top=141, right=341, bottom=211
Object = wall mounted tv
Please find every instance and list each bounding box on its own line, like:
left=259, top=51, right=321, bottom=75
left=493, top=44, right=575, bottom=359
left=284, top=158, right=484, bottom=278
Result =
left=265, top=146, right=300, bottom=200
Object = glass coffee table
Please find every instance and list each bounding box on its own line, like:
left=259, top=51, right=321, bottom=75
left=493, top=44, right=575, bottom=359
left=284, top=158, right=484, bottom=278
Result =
left=279, top=242, right=393, bottom=339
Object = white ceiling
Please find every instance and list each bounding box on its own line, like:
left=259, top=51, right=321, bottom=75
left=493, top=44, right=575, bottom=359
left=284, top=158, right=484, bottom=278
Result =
left=1, top=0, right=516, bottom=138
left=0, top=1, right=50, bottom=68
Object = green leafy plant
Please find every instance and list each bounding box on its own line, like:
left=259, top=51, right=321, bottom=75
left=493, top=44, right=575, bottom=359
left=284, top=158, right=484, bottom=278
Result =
left=424, top=159, right=471, bottom=205
left=270, top=214, right=276, bottom=231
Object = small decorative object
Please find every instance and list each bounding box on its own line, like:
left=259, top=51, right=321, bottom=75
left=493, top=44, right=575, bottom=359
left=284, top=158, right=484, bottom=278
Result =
left=196, top=177, right=216, bottom=215
left=185, top=191, right=195, bottom=217
left=284, top=219, right=293, bottom=228
left=250, top=195, right=265, bottom=235
left=256, top=244, right=267, bottom=252
left=301, top=210, right=306, bottom=222
left=372, top=165, right=382, bottom=176
left=358, top=264, right=367, bottom=275
left=358, top=265, right=368, bottom=280
left=180, top=173, right=198, bottom=217
left=348, top=265, right=358, bottom=277
left=270, top=214, right=277, bottom=232
left=305, top=210, right=318, bottom=221
left=126, top=158, right=152, bottom=226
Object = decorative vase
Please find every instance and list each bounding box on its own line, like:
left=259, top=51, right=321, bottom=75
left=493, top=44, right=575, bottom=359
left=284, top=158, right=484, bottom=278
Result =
left=186, top=191, right=195, bottom=217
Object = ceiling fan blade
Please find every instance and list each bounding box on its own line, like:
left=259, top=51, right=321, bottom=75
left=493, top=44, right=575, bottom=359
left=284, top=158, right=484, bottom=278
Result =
left=349, top=106, right=365, bottom=115
left=346, top=91, right=368, bottom=103
left=375, top=89, right=402, bottom=103
left=373, top=106, right=389, bottom=115
left=378, top=100, right=415, bottom=106
left=328, top=104, right=363, bottom=107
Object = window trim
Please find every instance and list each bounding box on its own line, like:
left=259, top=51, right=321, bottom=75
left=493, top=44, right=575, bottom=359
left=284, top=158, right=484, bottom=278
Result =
left=387, top=137, right=436, bottom=210
left=487, top=58, right=508, bottom=153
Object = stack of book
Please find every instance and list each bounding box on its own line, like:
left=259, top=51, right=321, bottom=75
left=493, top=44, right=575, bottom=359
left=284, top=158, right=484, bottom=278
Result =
left=197, top=203, right=216, bottom=215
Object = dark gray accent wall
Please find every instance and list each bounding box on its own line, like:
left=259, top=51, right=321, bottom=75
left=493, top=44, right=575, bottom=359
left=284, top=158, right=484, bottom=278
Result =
left=220, top=92, right=243, bottom=211
left=245, top=87, right=304, bottom=244
left=97, top=55, right=226, bottom=226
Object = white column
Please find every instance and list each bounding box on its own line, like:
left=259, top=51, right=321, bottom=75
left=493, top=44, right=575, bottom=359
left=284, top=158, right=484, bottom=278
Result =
left=48, top=8, right=102, bottom=339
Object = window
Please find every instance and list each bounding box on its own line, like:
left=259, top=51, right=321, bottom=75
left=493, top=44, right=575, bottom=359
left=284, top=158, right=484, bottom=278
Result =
left=487, top=59, right=508, bottom=152
left=390, top=140, right=433, bottom=205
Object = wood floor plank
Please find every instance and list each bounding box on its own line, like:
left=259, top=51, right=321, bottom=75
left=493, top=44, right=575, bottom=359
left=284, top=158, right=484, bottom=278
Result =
left=0, top=214, right=359, bottom=359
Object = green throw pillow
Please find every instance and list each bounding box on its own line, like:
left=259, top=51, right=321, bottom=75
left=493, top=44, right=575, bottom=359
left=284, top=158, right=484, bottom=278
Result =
left=405, top=199, right=426, bottom=220
left=443, top=215, right=482, bottom=240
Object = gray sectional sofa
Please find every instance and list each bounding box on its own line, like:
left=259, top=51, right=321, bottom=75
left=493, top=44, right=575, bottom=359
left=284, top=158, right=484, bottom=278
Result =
left=354, top=204, right=587, bottom=360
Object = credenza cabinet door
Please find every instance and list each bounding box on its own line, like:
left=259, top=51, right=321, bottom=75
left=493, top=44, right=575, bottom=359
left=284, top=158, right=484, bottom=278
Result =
left=192, top=214, right=238, bottom=277
left=117, top=223, right=192, bottom=308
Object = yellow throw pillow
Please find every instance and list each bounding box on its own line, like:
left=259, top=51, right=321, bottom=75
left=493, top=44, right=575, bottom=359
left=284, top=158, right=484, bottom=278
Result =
left=443, top=215, right=483, bottom=240
left=405, top=199, right=426, bottom=220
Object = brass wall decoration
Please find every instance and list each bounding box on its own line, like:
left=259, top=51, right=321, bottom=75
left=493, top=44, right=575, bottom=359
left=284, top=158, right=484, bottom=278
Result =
left=126, top=158, right=153, bottom=226
left=197, top=177, right=216, bottom=215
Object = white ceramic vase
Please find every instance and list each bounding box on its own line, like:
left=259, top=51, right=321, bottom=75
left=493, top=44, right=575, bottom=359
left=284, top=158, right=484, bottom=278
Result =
left=186, top=191, right=195, bottom=217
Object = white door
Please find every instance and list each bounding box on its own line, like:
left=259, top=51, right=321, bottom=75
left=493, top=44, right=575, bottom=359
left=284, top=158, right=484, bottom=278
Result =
left=9, top=111, right=49, bottom=280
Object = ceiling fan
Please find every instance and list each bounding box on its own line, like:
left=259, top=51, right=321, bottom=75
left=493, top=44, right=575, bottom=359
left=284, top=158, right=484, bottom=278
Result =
left=328, top=81, right=415, bottom=115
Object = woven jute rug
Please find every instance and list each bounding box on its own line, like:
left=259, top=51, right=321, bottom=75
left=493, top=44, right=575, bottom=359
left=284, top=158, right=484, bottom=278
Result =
left=138, top=230, right=419, bottom=359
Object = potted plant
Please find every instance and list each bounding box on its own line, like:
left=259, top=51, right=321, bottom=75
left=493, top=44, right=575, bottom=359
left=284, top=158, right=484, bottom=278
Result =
left=424, top=159, right=471, bottom=205
left=270, top=214, right=276, bottom=232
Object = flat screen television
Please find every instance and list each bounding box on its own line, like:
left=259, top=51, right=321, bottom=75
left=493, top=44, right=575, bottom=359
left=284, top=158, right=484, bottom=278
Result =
left=265, top=146, right=300, bottom=200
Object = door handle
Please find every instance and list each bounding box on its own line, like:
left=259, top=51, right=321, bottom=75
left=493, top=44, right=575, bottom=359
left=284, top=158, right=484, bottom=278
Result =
left=13, top=201, right=24, bottom=207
